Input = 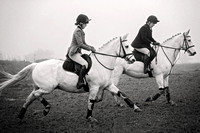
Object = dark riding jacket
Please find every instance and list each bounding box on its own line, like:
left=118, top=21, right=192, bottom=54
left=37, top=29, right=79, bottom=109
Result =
left=68, top=26, right=92, bottom=56
left=131, top=24, right=156, bottom=50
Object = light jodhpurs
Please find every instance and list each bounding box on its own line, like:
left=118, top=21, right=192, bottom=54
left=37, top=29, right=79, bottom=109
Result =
left=135, top=48, right=150, bottom=57
left=69, top=53, right=88, bottom=69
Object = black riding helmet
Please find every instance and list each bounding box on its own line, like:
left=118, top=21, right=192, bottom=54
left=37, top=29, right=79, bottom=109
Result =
left=147, top=15, right=159, bottom=24
left=75, top=14, right=91, bottom=25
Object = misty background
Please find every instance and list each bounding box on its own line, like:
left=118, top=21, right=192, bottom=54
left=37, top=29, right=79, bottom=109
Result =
left=0, top=0, right=199, bottom=63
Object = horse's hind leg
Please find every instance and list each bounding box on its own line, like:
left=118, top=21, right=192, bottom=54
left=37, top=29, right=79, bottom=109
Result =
left=18, top=88, right=49, bottom=120
left=37, top=96, right=51, bottom=116
left=18, top=90, right=37, bottom=120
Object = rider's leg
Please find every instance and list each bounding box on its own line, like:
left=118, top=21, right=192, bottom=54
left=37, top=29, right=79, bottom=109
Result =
left=147, top=48, right=157, bottom=77
left=135, top=48, right=150, bottom=56
left=69, top=53, right=88, bottom=89
left=149, top=47, right=157, bottom=62
left=135, top=48, right=150, bottom=74
left=69, top=53, right=88, bottom=68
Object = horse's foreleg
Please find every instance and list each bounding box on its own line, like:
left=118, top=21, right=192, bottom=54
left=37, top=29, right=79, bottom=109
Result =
left=107, top=84, right=142, bottom=112
left=86, top=86, right=99, bottom=123
left=18, top=90, right=37, bottom=120
left=165, top=87, right=176, bottom=106
left=165, top=86, right=170, bottom=103
left=146, top=75, right=165, bottom=102
left=145, top=88, right=165, bottom=102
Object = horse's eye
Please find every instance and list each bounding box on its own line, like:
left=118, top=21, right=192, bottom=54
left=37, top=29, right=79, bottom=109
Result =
left=125, top=45, right=129, bottom=48
left=188, top=39, right=191, bottom=42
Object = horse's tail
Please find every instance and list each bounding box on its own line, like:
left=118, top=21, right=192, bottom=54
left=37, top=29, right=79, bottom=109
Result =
left=0, top=63, right=37, bottom=95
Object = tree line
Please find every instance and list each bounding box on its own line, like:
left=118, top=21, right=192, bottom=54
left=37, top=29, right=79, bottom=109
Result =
left=0, top=49, right=54, bottom=62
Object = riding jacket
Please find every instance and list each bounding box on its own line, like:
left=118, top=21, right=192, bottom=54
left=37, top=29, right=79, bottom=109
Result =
left=131, top=24, right=156, bottom=50
left=68, top=26, right=92, bottom=56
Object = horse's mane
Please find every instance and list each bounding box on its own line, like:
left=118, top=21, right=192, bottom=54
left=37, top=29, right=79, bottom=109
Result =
left=162, top=33, right=181, bottom=44
left=98, top=37, right=118, bottom=50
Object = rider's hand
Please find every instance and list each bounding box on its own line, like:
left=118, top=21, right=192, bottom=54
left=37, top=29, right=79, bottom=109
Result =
left=153, top=42, right=160, bottom=45
left=90, top=46, right=96, bottom=52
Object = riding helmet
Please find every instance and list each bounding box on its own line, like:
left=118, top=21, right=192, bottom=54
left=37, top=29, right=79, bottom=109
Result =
left=147, top=15, right=159, bottom=24
left=75, top=14, right=91, bottom=25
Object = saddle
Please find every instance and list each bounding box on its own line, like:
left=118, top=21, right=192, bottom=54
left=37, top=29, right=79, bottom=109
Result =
left=63, top=54, right=92, bottom=75
left=132, top=48, right=157, bottom=77
left=132, top=48, right=156, bottom=63
left=62, top=54, right=92, bottom=92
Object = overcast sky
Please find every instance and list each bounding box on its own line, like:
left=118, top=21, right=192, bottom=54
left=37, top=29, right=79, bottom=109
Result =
left=0, top=0, right=200, bottom=63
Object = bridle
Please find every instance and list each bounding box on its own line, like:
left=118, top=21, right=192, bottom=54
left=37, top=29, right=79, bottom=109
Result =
left=157, top=33, right=194, bottom=75
left=160, top=34, right=194, bottom=52
left=93, top=37, right=132, bottom=70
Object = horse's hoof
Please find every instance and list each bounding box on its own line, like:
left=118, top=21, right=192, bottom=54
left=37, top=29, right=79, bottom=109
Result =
left=169, top=101, right=177, bottom=106
left=43, top=105, right=51, bottom=116
left=18, top=107, right=27, bottom=120
left=134, top=107, right=142, bottom=112
left=145, top=97, right=153, bottom=102
left=87, top=116, right=98, bottom=123
left=115, top=103, right=125, bottom=108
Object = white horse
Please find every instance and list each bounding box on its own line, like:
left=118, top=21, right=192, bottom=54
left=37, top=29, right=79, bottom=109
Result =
left=0, top=34, right=141, bottom=123
left=112, top=30, right=196, bottom=106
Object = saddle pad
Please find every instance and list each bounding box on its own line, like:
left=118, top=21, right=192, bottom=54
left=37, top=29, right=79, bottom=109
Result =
left=132, top=49, right=145, bottom=62
left=62, top=58, right=76, bottom=73
left=62, top=54, right=92, bottom=75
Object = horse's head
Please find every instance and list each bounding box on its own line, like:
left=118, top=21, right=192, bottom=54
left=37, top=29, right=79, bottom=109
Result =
left=182, top=30, right=196, bottom=56
left=119, top=34, right=135, bottom=63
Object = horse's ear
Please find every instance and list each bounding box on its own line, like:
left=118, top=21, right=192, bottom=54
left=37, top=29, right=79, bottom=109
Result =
left=122, top=33, right=129, bottom=40
left=185, top=29, right=190, bottom=35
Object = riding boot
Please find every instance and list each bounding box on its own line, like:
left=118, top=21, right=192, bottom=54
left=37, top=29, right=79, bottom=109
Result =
left=77, top=65, right=87, bottom=89
left=143, top=55, right=151, bottom=74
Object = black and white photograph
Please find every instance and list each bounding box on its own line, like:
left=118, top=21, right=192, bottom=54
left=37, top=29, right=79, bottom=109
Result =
left=0, top=0, right=200, bottom=132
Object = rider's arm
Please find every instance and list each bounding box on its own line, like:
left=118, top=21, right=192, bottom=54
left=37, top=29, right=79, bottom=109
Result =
left=74, top=30, right=93, bottom=51
left=140, top=27, right=153, bottom=44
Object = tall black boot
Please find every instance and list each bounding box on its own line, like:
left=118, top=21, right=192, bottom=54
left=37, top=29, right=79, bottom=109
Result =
left=143, top=55, right=150, bottom=74
left=77, top=65, right=87, bottom=89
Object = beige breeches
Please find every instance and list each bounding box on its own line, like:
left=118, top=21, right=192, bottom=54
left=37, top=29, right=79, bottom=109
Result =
left=135, top=48, right=150, bottom=57
left=69, top=53, right=88, bottom=68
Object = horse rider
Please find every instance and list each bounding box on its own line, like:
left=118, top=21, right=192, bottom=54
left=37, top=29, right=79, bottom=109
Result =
left=67, top=14, right=96, bottom=89
left=131, top=15, right=160, bottom=74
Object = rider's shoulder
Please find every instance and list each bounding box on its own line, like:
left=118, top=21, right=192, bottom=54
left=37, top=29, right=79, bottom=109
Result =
left=74, top=28, right=84, bottom=36
left=139, top=24, right=149, bottom=31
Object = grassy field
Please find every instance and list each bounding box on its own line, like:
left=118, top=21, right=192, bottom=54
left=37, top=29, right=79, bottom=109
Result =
left=0, top=60, right=200, bottom=133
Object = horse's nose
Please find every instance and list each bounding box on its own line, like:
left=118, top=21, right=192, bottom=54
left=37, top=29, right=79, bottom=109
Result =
left=193, top=51, right=196, bottom=55
left=132, top=58, right=135, bottom=63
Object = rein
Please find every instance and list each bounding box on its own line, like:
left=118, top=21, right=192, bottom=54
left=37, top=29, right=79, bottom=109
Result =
left=157, top=34, right=194, bottom=75
left=92, top=37, right=130, bottom=70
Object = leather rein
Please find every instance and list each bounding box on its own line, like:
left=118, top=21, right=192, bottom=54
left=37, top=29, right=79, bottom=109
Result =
left=157, top=33, right=194, bottom=75
left=93, top=37, right=132, bottom=70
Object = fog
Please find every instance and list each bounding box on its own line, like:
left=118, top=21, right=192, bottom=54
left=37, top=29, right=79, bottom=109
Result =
left=0, top=0, right=199, bottom=63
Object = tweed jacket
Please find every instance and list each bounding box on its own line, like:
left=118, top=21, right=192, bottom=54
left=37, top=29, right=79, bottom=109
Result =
left=68, top=26, right=91, bottom=56
left=131, top=24, right=156, bottom=49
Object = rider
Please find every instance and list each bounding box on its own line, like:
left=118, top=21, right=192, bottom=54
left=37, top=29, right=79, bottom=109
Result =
left=131, top=15, right=160, bottom=74
left=67, top=14, right=96, bottom=89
